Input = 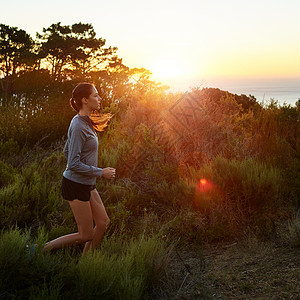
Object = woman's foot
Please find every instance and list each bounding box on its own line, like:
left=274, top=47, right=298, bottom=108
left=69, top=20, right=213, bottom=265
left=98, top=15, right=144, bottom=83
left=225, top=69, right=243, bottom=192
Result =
left=26, top=243, right=38, bottom=259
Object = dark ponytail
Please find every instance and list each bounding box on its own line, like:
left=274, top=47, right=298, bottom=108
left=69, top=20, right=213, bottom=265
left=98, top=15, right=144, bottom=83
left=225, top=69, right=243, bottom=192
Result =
left=70, top=97, right=79, bottom=112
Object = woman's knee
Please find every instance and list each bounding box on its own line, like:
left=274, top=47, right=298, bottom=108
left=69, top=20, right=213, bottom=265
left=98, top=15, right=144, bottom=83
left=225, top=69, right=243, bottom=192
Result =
left=78, top=231, right=94, bottom=243
left=96, top=217, right=110, bottom=228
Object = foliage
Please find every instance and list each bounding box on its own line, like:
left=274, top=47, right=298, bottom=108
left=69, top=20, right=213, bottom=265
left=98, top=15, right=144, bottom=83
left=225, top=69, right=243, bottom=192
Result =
left=0, top=137, right=20, bottom=158
left=0, top=227, right=66, bottom=299
left=0, top=152, right=70, bottom=231
left=0, top=23, right=299, bottom=294
left=35, top=22, right=119, bottom=81
left=0, top=227, right=171, bottom=299
left=0, top=159, right=17, bottom=188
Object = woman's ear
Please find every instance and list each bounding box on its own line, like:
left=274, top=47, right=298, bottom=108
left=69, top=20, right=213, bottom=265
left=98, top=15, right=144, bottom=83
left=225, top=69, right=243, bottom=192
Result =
left=81, top=97, right=88, bottom=105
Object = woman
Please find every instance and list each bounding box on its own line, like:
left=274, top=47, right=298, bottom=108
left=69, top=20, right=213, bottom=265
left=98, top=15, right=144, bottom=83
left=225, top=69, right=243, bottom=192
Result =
left=43, top=82, right=116, bottom=255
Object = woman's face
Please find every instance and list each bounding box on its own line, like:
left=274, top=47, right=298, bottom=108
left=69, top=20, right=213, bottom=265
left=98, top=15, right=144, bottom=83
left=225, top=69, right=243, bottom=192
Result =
left=86, top=86, right=102, bottom=110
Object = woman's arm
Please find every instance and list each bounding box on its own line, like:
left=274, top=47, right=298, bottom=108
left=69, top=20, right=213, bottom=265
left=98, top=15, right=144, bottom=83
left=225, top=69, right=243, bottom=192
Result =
left=67, top=129, right=103, bottom=177
left=63, top=140, right=69, bottom=160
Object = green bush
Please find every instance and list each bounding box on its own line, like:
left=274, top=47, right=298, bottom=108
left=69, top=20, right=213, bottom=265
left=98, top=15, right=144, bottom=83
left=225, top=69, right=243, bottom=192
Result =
left=0, top=159, right=17, bottom=188
left=0, top=227, right=172, bottom=299
left=183, top=156, right=285, bottom=239
left=65, top=232, right=170, bottom=300
left=0, top=227, right=66, bottom=299
left=0, top=154, right=68, bottom=230
left=0, top=137, right=20, bottom=158
left=195, top=156, right=282, bottom=214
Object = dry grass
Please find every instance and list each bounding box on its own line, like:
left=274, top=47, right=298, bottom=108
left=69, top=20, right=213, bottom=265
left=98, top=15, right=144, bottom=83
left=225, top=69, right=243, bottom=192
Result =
left=201, top=236, right=300, bottom=299
left=149, top=219, right=300, bottom=299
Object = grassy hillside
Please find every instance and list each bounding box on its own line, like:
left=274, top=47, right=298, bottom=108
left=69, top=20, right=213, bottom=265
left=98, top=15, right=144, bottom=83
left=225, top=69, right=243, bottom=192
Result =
left=0, top=87, right=299, bottom=299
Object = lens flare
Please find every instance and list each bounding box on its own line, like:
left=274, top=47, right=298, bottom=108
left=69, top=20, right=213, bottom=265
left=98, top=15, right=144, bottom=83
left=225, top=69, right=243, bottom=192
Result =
left=197, top=178, right=214, bottom=193
left=200, top=178, right=207, bottom=185
left=192, top=178, right=217, bottom=210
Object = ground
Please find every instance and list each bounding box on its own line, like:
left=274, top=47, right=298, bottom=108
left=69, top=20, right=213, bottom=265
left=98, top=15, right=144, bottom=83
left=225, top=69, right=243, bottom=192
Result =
left=150, top=226, right=300, bottom=299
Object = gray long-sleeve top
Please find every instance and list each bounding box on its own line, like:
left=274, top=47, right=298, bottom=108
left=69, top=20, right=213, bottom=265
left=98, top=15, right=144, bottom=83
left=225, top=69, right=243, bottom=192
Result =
left=62, top=113, right=103, bottom=185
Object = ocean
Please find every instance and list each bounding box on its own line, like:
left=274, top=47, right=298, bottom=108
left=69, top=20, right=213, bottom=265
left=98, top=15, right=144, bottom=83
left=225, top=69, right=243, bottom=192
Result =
left=169, top=77, right=300, bottom=107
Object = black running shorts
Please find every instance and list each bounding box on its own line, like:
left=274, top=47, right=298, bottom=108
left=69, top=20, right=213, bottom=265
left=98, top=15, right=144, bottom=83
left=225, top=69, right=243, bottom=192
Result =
left=61, top=176, right=96, bottom=202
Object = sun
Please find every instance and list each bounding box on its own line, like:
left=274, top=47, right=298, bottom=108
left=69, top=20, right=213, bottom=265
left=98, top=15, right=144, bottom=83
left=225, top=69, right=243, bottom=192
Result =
left=149, top=58, right=188, bottom=80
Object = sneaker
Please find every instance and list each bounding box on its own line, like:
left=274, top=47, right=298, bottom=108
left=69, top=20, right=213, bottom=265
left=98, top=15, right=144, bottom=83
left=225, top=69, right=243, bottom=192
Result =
left=26, top=243, right=38, bottom=259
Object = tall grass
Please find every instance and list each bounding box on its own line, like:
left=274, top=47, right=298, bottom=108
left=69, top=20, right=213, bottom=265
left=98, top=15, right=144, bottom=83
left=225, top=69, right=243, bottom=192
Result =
left=0, top=226, right=66, bottom=299
left=0, top=154, right=68, bottom=230
left=67, top=233, right=170, bottom=299
left=0, top=86, right=298, bottom=265
left=0, top=226, right=172, bottom=299
left=182, top=156, right=286, bottom=240
left=0, top=159, right=17, bottom=188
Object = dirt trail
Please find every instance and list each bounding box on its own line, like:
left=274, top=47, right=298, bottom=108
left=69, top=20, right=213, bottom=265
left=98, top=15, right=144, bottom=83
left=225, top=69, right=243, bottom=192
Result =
left=150, top=236, right=300, bottom=299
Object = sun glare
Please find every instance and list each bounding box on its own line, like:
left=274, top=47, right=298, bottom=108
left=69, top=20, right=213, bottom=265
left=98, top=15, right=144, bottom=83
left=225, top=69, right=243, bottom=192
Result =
left=149, top=58, right=188, bottom=80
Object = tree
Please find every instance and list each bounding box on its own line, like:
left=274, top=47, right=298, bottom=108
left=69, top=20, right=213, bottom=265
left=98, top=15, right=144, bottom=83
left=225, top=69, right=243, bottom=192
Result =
left=0, top=24, right=37, bottom=104
left=128, top=67, right=169, bottom=97
left=36, top=22, right=119, bottom=81
left=296, top=98, right=300, bottom=112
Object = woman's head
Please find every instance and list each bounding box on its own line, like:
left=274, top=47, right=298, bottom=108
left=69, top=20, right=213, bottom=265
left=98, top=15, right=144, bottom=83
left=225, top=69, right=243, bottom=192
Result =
left=69, top=82, right=115, bottom=132
left=70, top=82, right=101, bottom=113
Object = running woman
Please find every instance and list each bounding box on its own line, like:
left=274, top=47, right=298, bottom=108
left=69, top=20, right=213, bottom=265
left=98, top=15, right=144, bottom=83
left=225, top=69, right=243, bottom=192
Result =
left=43, top=82, right=115, bottom=255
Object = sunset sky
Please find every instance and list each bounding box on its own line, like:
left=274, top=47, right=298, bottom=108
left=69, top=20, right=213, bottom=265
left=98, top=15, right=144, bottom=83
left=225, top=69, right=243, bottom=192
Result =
left=2, top=0, right=300, bottom=92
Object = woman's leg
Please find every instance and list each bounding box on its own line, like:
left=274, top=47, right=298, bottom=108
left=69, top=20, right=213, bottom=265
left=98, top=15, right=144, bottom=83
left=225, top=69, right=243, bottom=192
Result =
left=83, top=189, right=110, bottom=255
left=43, top=199, right=94, bottom=253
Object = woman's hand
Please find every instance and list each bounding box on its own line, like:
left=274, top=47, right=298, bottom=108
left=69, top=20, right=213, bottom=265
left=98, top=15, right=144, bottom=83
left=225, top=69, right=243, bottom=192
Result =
left=102, top=167, right=116, bottom=180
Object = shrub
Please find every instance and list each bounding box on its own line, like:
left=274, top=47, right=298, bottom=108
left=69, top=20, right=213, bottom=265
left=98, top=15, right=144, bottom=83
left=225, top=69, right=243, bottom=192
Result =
left=212, top=156, right=282, bottom=212
left=0, top=138, right=20, bottom=158
left=66, top=232, right=170, bottom=300
left=0, top=154, right=68, bottom=230
left=194, top=156, right=282, bottom=213
left=0, top=227, right=66, bottom=299
left=185, top=156, right=285, bottom=239
left=277, top=212, right=300, bottom=248
left=0, top=227, right=172, bottom=299
left=0, top=159, right=17, bottom=188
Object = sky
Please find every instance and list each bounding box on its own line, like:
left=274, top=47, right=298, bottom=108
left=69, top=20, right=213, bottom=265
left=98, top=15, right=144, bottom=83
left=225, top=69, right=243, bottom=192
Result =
left=1, top=0, right=300, bottom=97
